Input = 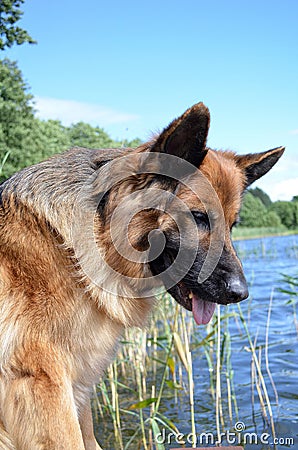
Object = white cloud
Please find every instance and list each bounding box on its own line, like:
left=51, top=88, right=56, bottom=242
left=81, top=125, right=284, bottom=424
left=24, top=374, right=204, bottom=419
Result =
left=34, top=96, right=139, bottom=127
left=257, top=177, right=298, bottom=202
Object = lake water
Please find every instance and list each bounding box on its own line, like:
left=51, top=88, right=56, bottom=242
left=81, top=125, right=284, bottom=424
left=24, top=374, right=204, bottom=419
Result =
left=234, top=235, right=298, bottom=449
left=168, top=234, right=298, bottom=449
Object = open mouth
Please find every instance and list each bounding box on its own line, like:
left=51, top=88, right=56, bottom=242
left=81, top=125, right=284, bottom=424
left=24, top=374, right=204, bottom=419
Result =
left=149, top=249, right=218, bottom=325
left=168, top=282, right=217, bottom=326
left=149, top=248, right=247, bottom=326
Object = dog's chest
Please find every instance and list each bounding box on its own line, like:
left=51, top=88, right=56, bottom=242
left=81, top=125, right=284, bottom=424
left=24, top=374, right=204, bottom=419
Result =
left=69, top=301, right=123, bottom=390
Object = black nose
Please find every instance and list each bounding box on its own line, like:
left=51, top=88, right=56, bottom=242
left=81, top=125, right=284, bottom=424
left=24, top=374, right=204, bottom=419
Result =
left=226, top=276, right=249, bottom=303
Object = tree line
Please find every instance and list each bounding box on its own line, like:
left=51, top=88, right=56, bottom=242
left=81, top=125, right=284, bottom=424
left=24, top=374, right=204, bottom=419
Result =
left=240, top=188, right=298, bottom=230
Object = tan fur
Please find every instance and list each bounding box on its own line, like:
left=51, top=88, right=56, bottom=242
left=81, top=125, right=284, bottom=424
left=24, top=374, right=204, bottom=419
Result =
left=0, top=103, right=284, bottom=449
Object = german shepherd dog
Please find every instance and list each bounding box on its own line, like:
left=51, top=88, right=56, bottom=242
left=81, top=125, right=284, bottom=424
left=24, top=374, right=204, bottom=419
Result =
left=0, top=103, right=284, bottom=449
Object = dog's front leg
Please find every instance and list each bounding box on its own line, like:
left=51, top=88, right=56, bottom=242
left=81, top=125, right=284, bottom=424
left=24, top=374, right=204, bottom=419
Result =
left=79, top=400, right=102, bottom=450
left=2, top=374, right=85, bottom=450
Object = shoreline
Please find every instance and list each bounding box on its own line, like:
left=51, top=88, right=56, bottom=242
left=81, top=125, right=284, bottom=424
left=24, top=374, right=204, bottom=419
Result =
left=232, top=229, right=298, bottom=241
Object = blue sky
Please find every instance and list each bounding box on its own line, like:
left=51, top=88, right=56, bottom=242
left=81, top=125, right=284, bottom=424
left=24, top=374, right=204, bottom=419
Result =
left=4, top=0, right=298, bottom=200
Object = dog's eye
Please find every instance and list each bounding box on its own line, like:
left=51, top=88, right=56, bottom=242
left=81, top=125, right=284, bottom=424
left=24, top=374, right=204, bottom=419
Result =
left=191, top=211, right=210, bottom=229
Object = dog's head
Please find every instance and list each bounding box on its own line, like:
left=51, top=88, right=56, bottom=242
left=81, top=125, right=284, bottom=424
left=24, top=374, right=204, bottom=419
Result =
left=94, top=103, right=284, bottom=325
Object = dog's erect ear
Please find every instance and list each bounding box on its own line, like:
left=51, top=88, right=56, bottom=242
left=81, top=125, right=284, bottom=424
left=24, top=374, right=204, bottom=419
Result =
left=151, top=102, right=210, bottom=167
left=236, top=146, right=285, bottom=188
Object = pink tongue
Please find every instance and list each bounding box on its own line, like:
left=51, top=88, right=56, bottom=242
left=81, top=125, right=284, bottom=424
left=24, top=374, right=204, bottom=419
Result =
left=192, top=294, right=216, bottom=325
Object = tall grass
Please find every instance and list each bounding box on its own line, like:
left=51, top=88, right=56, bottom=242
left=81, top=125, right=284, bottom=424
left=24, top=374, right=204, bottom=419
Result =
left=94, top=297, right=192, bottom=449
left=92, top=286, right=288, bottom=449
left=278, top=274, right=298, bottom=333
left=0, top=151, right=10, bottom=178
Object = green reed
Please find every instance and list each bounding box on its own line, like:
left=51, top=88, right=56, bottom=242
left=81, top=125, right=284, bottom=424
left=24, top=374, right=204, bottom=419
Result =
left=90, top=268, right=298, bottom=449
left=92, top=289, right=276, bottom=449
left=0, top=151, right=10, bottom=177
left=278, top=273, right=298, bottom=333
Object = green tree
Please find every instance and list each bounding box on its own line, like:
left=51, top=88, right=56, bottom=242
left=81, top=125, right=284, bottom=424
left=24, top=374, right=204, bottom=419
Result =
left=0, top=58, right=34, bottom=129
left=0, top=60, right=143, bottom=180
left=239, top=192, right=283, bottom=228
left=67, top=122, right=116, bottom=149
left=0, top=119, right=72, bottom=181
left=19, top=119, right=71, bottom=165
left=67, top=123, right=143, bottom=150
left=248, top=187, right=272, bottom=207
left=239, top=192, right=267, bottom=227
left=35, top=120, right=71, bottom=156
left=0, top=58, right=36, bottom=179
left=0, top=60, right=71, bottom=180
left=270, top=201, right=298, bottom=229
left=0, top=0, right=36, bottom=50
left=261, top=210, right=282, bottom=227
left=121, top=137, right=143, bottom=148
